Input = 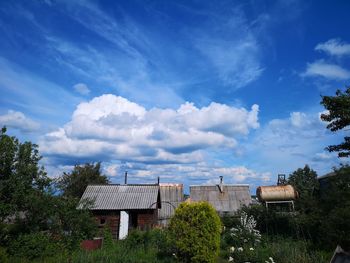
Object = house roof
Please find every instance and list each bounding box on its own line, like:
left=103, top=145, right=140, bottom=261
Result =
left=79, top=184, right=160, bottom=210
left=190, top=184, right=251, bottom=213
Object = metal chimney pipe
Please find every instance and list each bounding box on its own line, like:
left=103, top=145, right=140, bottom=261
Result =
left=219, top=176, right=223, bottom=184
left=157, top=176, right=160, bottom=185
left=124, top=171, right=128, bottom=185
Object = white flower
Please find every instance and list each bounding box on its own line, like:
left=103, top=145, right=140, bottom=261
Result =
left=238, top=247, right=243, bottom=252
left=249, top=247, right=254, bottom=251
left=230, top=246, right=235, bottom=252
left=228, top=256, right=234, bottom=262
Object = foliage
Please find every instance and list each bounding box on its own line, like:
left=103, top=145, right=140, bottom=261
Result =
left=0, top=128, right=97, bottom=258
left=0, top=127, right=51, bottom=222
left=168, top=202, right=222, bottom=263
left=287, top=165, right=319, bottom=212
left=318, top=165, right=350, bottom=250
left=57, top=162, right=109, bottom=198
left=0, top=247, right=9, bottom=263
left=320, top=87, right=350, bottom=157
left=223, top=212, right=274, bottom=263
left=103, top=226, right=114, bottom=249
left=7, top=232, right=61, bottom=260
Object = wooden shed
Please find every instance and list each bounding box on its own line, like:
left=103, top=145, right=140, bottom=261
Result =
left=79, top=184, right=161, bottom=239
left=190, top=181, right=251, bottom=215
left=158, top=183, right=184, bottom=226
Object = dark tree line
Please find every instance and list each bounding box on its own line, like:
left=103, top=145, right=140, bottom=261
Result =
left=0, top=127, right=105, bottom=258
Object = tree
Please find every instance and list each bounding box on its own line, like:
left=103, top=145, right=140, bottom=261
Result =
left=0, top=127, right=97, bottom=256
left=168, top=202, right=221, bottom=263
left=57, top=162, right=109, bottom=198
left=0, top=127, right=51, bottom=222
left=321, top=87, right=350, bottom=157
left=287, top=165, right=319, bottom=212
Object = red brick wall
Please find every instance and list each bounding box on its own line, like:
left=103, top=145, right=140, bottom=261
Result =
left=92, top=209, right=158, bottom=238
left=93, top=211, right=120, bottom=239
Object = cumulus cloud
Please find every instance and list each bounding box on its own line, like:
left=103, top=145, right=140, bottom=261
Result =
left=40, top=94, right=259, bottom=165
left=0, top=110, right=40, bottom=132
left=73, top=83, right=90, bottom=95
left=315, top=38, right=350, bottom=57
left=302, top=60, right=350, bottom=80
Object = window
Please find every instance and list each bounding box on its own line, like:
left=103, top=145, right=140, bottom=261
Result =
left=99, top=218, right=106, bottom=226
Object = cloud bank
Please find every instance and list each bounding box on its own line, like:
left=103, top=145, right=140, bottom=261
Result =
left=40, top=94, right=259, bottom=165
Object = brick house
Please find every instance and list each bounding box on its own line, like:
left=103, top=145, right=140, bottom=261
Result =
left=79, top=184, right=161, bottom=239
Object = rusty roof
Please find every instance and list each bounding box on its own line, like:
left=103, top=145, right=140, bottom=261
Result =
left=79, top=184, right=160, bottom=210
left=190, top=184, right=251, bottom=213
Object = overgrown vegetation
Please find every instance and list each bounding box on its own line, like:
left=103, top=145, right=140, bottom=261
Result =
left=0, top=127, right=97, bottom=260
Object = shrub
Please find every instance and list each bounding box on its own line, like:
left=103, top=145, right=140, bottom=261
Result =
left=0, top=247, right=9, bottom=263
left=102, top=226, right=114, bottom=249
left=168, top=202, right=221, bottom=263
left=7, top=232, right=61, bottom=259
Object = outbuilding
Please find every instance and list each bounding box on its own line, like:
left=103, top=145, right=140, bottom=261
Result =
left=158, top=183, right=184, bottom=226
left=79, top=184, right=161, bottom=239
left=190, top=177, right=251, bottom=215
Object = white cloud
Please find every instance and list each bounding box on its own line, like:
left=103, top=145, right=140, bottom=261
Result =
left=0, top=110, right=40, bottom=132
left=104, top=164, right=118, bottom=177
left=315, top=38, right=350, bottom=57
left=40, top=94, right=259, bottom=165
left=73, top=83, right=90, bottom=95
left=302, top=60, right=350, bottom=80
left=246, top=110, right=343, bottom=177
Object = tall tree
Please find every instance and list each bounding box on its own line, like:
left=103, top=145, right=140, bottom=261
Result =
left=288, top=165, right=319, bottom=212
left=321, top=87, right=350, bottom=157
left=0, top=127, right=51, bottom=221
left=57, top=162, right=109, bottom=198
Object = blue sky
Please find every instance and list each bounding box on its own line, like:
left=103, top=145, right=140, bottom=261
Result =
left=1, top=0, right=350, bottom=193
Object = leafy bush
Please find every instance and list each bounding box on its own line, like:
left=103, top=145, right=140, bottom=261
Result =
left=168, top=202, right=222, bottom=263
left=7, top=232, right=61, bottom=259
left=102, top=226, right=114, bottom=249
left=0, top=247, right=9, bottom=263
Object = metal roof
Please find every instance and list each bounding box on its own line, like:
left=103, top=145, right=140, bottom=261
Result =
left=190, top=184, right=251, bottom=213
left=79, top=184, right=160, bottom=210
left=158, top=183, right=184, bottom=220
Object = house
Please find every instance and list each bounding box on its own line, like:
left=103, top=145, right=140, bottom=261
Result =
left=79, top=184, right=161, bottom=239
left=158, top=183, right=184, bottom=226
left=190, top=177, right=251, bottom=215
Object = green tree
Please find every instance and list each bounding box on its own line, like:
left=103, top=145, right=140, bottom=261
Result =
left=57, top=162, right=109, bottom=198
left=321, top=87, right=350, bottom=157
left=0, top=127, right=97, bottom=256
left=0, top=127, right=51, bottom=222
left=318, top=165, right=350, bottom=250
left=168, top=202, right=221, bottom=263
left=288, top=165, right=319, bottom=212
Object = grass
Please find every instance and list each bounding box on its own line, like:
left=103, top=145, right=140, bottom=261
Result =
left=3, top=230, right=333, bottom=263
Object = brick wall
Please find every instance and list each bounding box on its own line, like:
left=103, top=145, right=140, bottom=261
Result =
left=93, top=211, right=120, bottom=239
left=92, top=209, right=158, bottom=238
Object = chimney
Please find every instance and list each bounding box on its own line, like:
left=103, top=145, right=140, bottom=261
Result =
left=157, top=176, right=160, bottom=185
left=124, top=171, right=128, bottom=185
left=219, top=176, right=223, bottom=184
